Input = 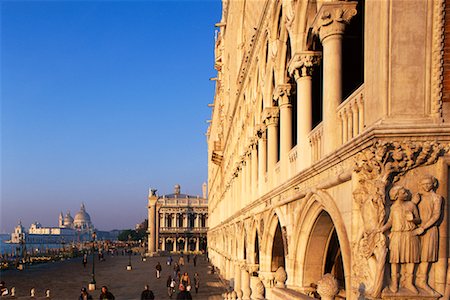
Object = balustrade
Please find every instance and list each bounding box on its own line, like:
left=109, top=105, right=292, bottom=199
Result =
left=337, top=85, right=364, bottom=144
left=308, top=123, right=323, bottom=162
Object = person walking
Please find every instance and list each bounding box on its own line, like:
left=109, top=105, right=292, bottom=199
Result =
left=99, top=286, right=115, bottom=300
left=79, top=287, right=93, bottom=300
left=82, top=253, right=88, bottom=268
left=187, top=254, right=190, bottom=263
left=193, top=273, right=200, bottom=294
left=155, top=262, right=162, bottom=279
left=178, top=255, right=184, bottom=266
left=176, top=284, right=192, bottom=300
left=167, top=255, right=173, bottom=266
left=140, top=285, right=155, bottom=300
left=193, top=254, right=197, bottom=267
left=167, top=275, right=176, bottom=298
left=181, top=272, right=191, bottom=288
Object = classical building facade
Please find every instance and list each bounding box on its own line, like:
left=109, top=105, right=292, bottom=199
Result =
left=207, top=0, right=450, bottom=299
left=147, top=184, right=208, bottom=255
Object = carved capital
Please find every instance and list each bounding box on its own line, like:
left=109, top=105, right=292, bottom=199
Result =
left=312, top=2, right=358, bottom=42
left=255, top=124, right=266, bottom=138
left=263, top=107, right=279, bottom=126
left=288, top=51, right=322, bottom=79
left=317, top=274, right=339, bottom=300
left=273, top=84, right=293, bottom=106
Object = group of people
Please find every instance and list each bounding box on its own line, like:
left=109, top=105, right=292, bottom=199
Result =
left=79, top=286, right=115, bottom=300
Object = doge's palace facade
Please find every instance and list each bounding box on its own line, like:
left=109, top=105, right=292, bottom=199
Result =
left=207, top=0, right=450, bottom=299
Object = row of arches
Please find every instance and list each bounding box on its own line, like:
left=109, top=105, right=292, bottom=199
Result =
left=208, top=191, right=350, bottom=297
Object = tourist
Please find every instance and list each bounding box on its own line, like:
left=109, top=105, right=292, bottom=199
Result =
left=187, top=253, right=190, bottom=263
left=167, top=255, right=173, bottom=266
left=173, top=263, right=181, bottom=279
left=167, top=275, right=176, bottom=298
left=181, top=272, right=191, bottom=288
left=155, top=261, right=162, bottom=279
left=176, top=284, right=192, bottom=300
left=79, top=287, right=93, bottom=300
left=83, top=253, right=88, bottom=268
left=0, top=281, right=8, bottom=297
left=193, top=254, right=197, bottom=267
left=178, top=255, right=184, bottom=266
left=193, top=273, right=199, bottom=294
left=99, top=286, right=115, bottom=300
left=140, top=284, right=155, bottom=300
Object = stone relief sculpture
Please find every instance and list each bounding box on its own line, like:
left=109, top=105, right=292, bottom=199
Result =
left=352, top=141, right=448, bottom=298
left=380, top=185, right=421, bottom=294
left=413, top=175, right=443, bottom=296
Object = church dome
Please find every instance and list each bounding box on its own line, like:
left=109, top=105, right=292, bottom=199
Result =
left=64, top=211, right=74, bottom=225
left=73, top=203, right=92, bottom=231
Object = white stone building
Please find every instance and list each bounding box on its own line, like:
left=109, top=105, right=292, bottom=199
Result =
left=207, top=0, right=450, bottom=299
left=147, top=184, right=208, bottom=254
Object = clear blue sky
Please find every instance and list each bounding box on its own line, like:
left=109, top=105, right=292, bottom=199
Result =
left=1, top=0, right=221, bottom=233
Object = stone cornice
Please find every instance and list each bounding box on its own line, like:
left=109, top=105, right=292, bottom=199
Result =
left=312, top=1, right=358, bottom=42
left=288, top=51, right=322, bottom=79
left=208, top=123, right=450, bottom=232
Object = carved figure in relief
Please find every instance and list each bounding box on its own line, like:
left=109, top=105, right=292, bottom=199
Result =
left=412, top=175, right=443, bottom=295
left=352, top=183, right=386, bottom=297
left=381, top=185, right=421, bottom=294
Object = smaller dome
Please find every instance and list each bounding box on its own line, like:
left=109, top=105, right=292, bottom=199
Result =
left=64, top=211, right=74, bottom=224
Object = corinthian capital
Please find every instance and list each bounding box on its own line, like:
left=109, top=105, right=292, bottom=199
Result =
left=273, top=84, right=293, bottom=106
left=262, top=107, right=279, bottom=126
left=312, top=2, right=358, bottom=42
left=288, top=51, right=322, bottom=79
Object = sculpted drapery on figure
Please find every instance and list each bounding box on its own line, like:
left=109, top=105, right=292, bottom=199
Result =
left=352, top=141, right=448, bottom=298
left=413, top=175, right=443, bottom=295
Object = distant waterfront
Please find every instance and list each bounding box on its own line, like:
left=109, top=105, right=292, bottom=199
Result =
left=0, top=234, right=62, bottom=255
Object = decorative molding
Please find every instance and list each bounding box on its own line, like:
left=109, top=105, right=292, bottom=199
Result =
left=263, top=107, right=279, bottom=126
left=431, top=0, right=445, bottom=119
left=273, top=84, right=293, bottom=106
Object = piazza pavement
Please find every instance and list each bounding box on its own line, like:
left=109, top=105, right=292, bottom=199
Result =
left=0, top=254, right=227, bottom=299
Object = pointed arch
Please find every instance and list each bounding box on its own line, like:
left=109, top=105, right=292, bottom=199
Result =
left=290, top=191, right=351, bottom=298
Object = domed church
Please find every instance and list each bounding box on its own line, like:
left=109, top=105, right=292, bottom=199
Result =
left=73, top=203, right=93, bottom=232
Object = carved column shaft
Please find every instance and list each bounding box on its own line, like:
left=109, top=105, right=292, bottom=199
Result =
left=313, top=2, right=357, bottom=154
left=257, top=126, right=267, bottom=196
left=264, top=108, right=279, bottom=174
left=241, top=266, right=251, bottom=300
left=289, top=52, right=321, bottom=170
left=251, top=143, right=258, bottom=199
left=234, top=263, right=242, bottom=299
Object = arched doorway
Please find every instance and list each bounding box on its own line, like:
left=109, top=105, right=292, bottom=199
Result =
left=271, top=221, right=286, bottom=272
left=303, top=211, right=345, bottom=291
left=177, top=238, right=185, bottom=252
left=165, top=238, right=174, bottom=252
left=254, top=231, right=260, bottom=265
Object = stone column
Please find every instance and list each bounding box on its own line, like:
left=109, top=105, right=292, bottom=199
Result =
left=289, top=52, right=322, bottom=170
left=184, top=238, right=188, bottom=252
left=256, top=125, right=266, bottom=196
left=263, top=108, right=279, bottom=178
left=196, top=237, right=200, bottom=251
left=161, top=237, right=166, bottom=251
left=241, top=264, right=251, bottom=300
left=250, top=140, right=258, bottom=199
left=274, top=84, right=293, bottom=178
left=147, top=189, right=158, bottom=255
left=312, top=2, right=357, bottom=154
left=234, top=262, right=242, bottom=300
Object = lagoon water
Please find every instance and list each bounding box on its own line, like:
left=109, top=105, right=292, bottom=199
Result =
left=0, top=234, right=62, bottom=255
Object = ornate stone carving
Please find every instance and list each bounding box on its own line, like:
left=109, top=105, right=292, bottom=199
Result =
left=273, top=84, right=293, bottom=106
left=317, top=274, right=339, bottom=300
left=274, top=266, right=287, bottom=288
left=431, top=0, right=445, bottom=119
left=262, top=107, right=279, bottom=126
left=352, top=141, right=449, bottom=298
left=282, top=0, right=295, bottom=33
left=413, top=175, right=443, bottom=296
left=288, top=52, right=322, bottom=79
left=312, top=2, right=358, bottom=42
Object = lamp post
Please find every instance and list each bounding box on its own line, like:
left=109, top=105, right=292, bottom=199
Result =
left=88, top=232, right=97, bottom=291
left=127, top=234, right=132, bottom=270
